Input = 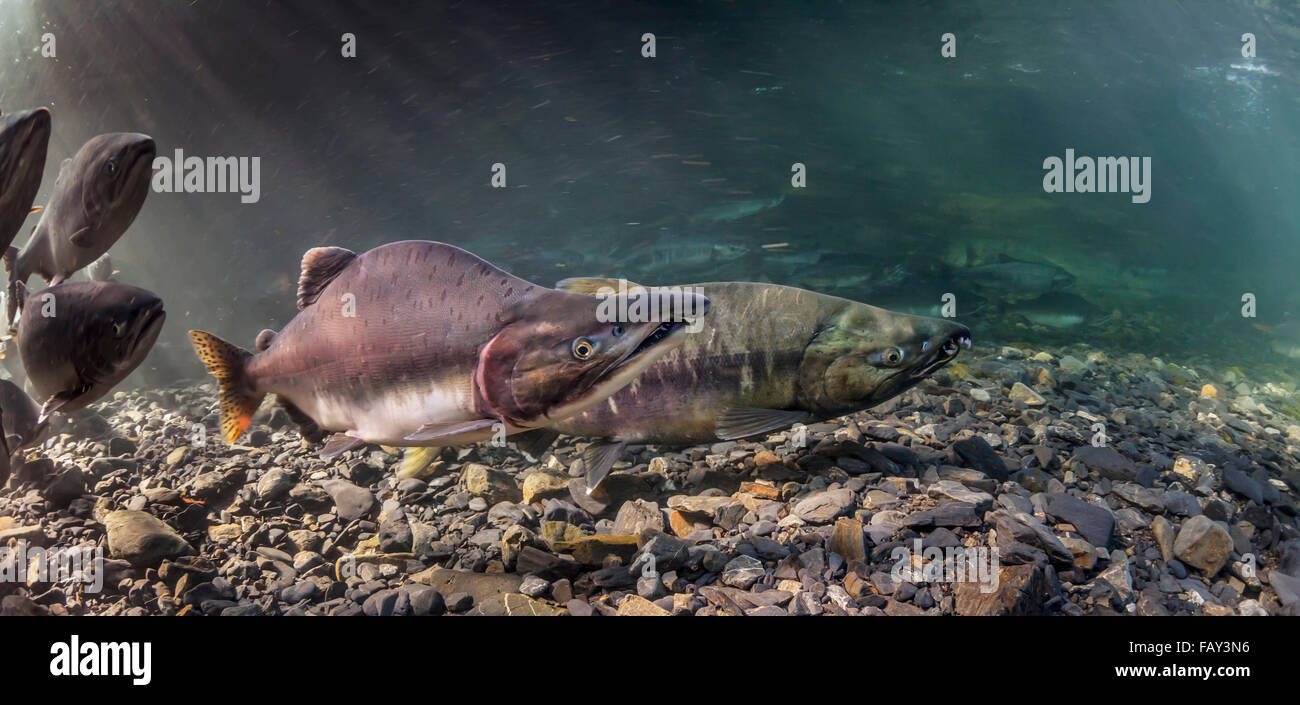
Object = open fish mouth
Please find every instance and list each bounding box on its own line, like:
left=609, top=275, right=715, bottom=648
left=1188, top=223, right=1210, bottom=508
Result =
left=631, top=320, right=685, bottom=358
left=910, top=330, right=972, bottom=379
left=600, top=319, right=688, bottom=381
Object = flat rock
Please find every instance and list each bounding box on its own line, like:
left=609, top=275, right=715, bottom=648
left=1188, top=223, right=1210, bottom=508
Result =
left=1112, top=482, right=1164, bottom=511
left=319, top=479, right=375, bottom=521
left=414, top=567, right=523, bottom=603
left=951, top=437, right=1008, bottom=480
left=954, top=563, right=1047, bottom=616
left=1043, top=492, right=1114, bottom=548
left=1223, top=467, right=1264, bottom=505
left=103, top=510, right=195, bottom=568
left=617, top=594, right=671, bottom=616
left=1071, top=446, right=1147, bottom=485
left=1008, top=382, right=1046, bottom=406
left=612, top=499, right=664, bottom=536
left=522, top=470, right=570, bottom=505
left=461, top=463, right=522, bottom=504
left=926, top=480, right=993, bottom=511
left=791, top=489, right=855, bottom=523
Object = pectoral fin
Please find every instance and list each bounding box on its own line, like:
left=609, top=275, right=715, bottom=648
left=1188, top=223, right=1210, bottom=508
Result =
left=38, top=389, right=85, bottom=424
left=714, top=407, right=810, bottom=441
left=512, top=428, right=559, bottom=460
left=403, top=418, right=497, bottom=443
left=68, top=227, right=93, bottom=247
left=320, top=433, right=365, bottom=458
left=582, top=440, right=626, bottom=493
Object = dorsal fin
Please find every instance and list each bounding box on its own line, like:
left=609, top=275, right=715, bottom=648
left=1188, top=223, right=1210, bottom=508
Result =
left=297, top=246, right=357, bottom=310
left=554, top=276, right=644, bottom=296
left=254, top=328, right=277, bottom=352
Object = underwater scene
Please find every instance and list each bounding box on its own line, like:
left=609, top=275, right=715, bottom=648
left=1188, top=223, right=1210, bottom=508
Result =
left=0, top=0, right=1298, bottom=623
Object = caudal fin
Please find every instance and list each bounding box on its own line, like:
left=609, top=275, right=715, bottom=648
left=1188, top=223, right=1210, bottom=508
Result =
left=188, top=330, right=261, bottom=444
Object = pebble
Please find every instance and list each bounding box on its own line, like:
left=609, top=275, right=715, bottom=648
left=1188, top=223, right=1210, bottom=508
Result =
left=0, top=337, right=1294, bottom=618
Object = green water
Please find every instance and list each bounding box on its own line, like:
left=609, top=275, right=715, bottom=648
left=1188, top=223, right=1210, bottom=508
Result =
left=0, top=0, right=1297, bottom=382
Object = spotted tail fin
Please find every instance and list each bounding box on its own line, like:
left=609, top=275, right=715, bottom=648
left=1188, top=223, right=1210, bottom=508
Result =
left=188, top=330, right=261, bottom=444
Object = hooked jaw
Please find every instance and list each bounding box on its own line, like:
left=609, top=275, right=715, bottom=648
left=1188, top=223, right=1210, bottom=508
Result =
left=592, top=291, right=712, bottom=385
left=911, top=323, right=972, bottom=379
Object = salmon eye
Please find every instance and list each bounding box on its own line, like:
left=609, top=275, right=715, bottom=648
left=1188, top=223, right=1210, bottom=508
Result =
left=612, top=325, right=625, bottom=337
left=106, top=159, right=118, bottom=176
left=571, top=337, right=595, bottom=360
left=882, top=347, right=904, bottom=366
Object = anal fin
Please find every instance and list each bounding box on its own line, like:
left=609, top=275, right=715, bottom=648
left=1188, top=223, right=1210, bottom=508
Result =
left=714, top=407, right=809, bottom=441
left=276, top=395, right=325, bottom=442
left=403, top=418, right=497, bottom=443
left=397, top=447, right=442, bottom=480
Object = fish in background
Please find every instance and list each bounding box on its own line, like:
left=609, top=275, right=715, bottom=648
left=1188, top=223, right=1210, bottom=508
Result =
left=6, top=132, right=156, bottom=324
left=615, top=239, right=750, bottom=278
left=0, top=378, right=47, bottom=456
left=11, top=280, right=165, bottom=420
left=1268, top=320, right=1300, bottom=359
left=0, top=107, right=51, bottom=256
left=1007, top=291, right=1102, bottom=328
left=529, top=278, right=972, bottom=491
left=189, top=241, right=711, bottom=460
left=691, top=194, right=785, bottom=223
left=959, top=255, right=1075, bottom=304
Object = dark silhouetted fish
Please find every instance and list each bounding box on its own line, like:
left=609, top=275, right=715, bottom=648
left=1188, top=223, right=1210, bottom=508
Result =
left=960, top=255, right=1074, bottom=304
left=12, top=280, right=165, bottom=420
left=6, top=132, right=156, bottom=324
left=188, top=241, right=711, bottom=457
left=544, top=278, right=972, bottom=490
left=0, top=378, right=47, bottom=454
left=0, top=107, right=51, bottom=258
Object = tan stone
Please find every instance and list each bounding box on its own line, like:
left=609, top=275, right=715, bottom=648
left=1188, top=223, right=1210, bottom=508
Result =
left=617, top=594, right=670, bottom=616
left=539, top=521, right=584, bottom=549
left=566, top=534, right=639, bottom=565
left=954, top=563, right=1046, bottom=616
left=522, top=470, right=570, bottom=505
left=668, top=510, right=699, bottom=538
left=754, top=450, right=782, bottom=467
left=827, top=518, right=866, bottom=563
left=739, top=481, right=780, bottom=499
left=207, top=523, right=242, bottom=543
left=666, top=495, right=739, bottom=517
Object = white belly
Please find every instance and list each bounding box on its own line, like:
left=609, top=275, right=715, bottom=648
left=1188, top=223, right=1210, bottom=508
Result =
left=305, top=381, right=480, bottom=445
